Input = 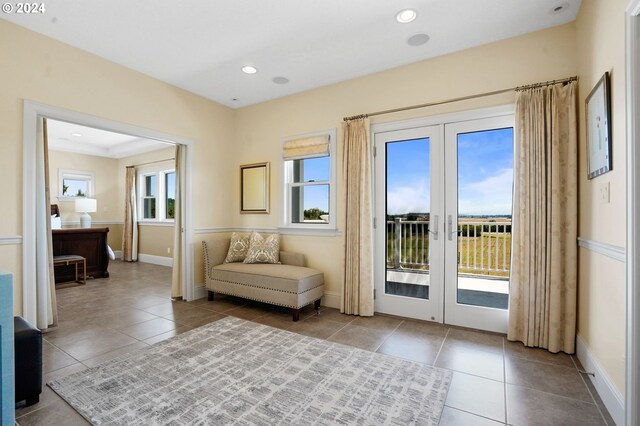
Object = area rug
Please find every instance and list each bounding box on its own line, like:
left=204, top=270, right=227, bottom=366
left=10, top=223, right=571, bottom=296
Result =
left=49, top=317, right=452, bottom=425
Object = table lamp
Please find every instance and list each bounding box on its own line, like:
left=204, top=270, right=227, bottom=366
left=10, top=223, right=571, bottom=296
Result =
left=75, top=198, right=97, bottom=228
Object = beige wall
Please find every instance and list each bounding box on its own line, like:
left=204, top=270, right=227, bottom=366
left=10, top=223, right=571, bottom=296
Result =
left=575, top=0, right=628, bottom=395
left=232, top=24, right=578, bottom=300
left=1, top=19, right=236, bottom=314
left=138, top=225, right=174, bottom=257
left=48, top=150, right=120, bottom=223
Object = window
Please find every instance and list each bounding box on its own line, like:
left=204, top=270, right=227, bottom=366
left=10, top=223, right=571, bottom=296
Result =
left=58, top=169, right=94, bottom=199
left=282, top=129, right=337, bottom=231
left=138, top=167, right=175, bottom=222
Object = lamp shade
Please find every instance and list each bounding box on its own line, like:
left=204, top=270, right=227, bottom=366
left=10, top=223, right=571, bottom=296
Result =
left=75, top=198, right=97, bottom=213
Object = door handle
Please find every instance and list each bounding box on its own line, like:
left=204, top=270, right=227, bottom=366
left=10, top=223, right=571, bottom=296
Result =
left=448, top=215, right=455, bottom=241
left=428, top=215, right=438, bottom=240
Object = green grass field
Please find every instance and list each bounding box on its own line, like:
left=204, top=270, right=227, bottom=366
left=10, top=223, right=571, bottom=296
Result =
left=386, top=232, right=511, bottom=278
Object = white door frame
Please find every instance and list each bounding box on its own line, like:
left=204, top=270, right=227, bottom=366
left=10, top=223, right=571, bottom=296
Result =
left=371, top=105, right=515, bottom=328
left=443, top=115, right=513, bottom=334
left=626, top=1, right=640, bottom=424
left=373, top=125, right=444, bottom=322
left=22, top=100, right=196, bottom=324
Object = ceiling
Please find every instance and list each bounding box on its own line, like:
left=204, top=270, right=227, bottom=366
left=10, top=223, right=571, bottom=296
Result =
left=2, top=0, right=581, bottom=108
left=47, top=119, right=172, bottom=158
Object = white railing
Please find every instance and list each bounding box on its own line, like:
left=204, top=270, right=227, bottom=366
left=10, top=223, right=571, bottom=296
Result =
left=386, top=219, right=512, bottom=276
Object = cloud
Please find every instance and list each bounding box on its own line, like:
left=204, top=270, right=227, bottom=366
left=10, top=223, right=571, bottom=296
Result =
left=459, top=168, right=513, bottom=215
left=387, top=179, right=430, bottom=215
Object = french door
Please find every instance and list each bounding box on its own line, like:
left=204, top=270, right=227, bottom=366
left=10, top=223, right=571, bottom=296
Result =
left=374, top=113, right=514, bottom=333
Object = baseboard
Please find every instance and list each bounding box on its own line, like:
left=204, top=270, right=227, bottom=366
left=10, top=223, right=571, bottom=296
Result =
left=194, top=283, right=207, bottom=300
left=576, top=334, right=624, bottom=425
left=322, top=291, right=341, bottom=309
left=137, top=253, right=173, bottom=267
left=112, top=250, right=122, bottom=260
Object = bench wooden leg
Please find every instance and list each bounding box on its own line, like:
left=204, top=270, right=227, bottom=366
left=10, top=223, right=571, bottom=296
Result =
left=314, top=299, right=321, bottom=313
left=292, top=308, right=300, bottom=322
left=207, top=291, right=215, bottom=301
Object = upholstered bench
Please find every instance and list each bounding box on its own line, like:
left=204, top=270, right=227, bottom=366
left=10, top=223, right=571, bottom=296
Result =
left=202, top=238, right=324, bottom=321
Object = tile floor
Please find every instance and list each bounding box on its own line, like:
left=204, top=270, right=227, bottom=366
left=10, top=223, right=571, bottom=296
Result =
left=15, top=261, right=615, bottom=425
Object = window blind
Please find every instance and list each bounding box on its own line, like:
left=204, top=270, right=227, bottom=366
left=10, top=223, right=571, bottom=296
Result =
left=282, top=135, right=330, bottom=160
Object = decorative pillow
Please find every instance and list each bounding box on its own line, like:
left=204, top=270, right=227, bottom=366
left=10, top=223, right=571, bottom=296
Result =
left=224, top=232, right=250, bottom=263
left=244, top=232, right=280, bottom=264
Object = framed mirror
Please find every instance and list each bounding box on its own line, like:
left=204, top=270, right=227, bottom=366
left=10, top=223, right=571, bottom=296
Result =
left=240, top=162, right=270, bottom=214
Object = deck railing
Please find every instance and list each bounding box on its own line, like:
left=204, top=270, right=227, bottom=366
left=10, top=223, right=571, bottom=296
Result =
left=386, top=219, right=512, bottom=277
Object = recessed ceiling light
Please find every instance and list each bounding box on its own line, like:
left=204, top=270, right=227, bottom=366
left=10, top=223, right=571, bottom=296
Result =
left=272, top=77, right=290, bottom=85
left=71, top=133, right=82, bottom=137
left=407, top=34, right=430, bottom=46
left=241, top=65, right=257, bottom=74
left=396, top=9, right=417, bottom=24
left=550, top=2, right=569, bottom=14
left=232, top=98, right=238, bottom=101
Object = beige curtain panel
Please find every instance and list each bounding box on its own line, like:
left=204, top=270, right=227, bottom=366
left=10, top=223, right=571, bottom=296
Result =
left=122, top=167, right=138, bottom=262
left=36, top=117, right=58, bottom=330
left=171, top=145, right=185, bottom=299
left=341, top=117, right=374, bottom=317
left=508, top=81, right=578, bottom=354
left=283, top=135, right=330, bottom=160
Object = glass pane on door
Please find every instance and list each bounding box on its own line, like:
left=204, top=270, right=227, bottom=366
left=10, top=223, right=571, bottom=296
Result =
left=385, top=138, right=431, bottom=300
left=456, top=128, right=513, bottom=309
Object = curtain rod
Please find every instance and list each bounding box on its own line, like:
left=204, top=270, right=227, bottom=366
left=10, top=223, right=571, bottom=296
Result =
left=343, top=76, right=578, bottom=122
left=126, top=158, right=174, bottom=168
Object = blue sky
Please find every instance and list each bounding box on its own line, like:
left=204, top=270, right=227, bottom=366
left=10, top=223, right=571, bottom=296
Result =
left=300, top=127, right=513, bottom=216
left=386, top=128, right=513, bottom=216
left=299, top=157, right=330, bottom=212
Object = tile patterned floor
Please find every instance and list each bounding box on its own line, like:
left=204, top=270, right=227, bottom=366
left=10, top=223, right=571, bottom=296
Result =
left=15, top=261, right=615, bottom=425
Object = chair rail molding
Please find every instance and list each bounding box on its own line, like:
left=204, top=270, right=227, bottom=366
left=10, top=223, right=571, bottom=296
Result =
left=577, top=237, right=625, bottom=262
left=0, top=236, right=22, bottom=245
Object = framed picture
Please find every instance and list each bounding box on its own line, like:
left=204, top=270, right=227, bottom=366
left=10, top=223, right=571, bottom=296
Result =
left=586, top=72, right=612, bottom=179
left=240, top=162, right=270, bottom=214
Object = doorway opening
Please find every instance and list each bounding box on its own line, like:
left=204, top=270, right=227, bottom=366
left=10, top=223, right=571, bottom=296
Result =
left=22, top=101, right=196, bottom=326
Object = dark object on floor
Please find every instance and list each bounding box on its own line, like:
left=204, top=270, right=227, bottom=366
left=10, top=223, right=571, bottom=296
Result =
left=14, top=316, right=42, bottom=406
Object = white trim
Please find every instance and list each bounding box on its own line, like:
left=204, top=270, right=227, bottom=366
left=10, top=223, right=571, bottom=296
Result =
left=57, top=169, right=95, bottom=199
left=277, top=227, right=342, bottom=237
left=193, top=227, right=239, bottom=234
left=193, top=226, right=341, bottom=237
left=0, top=236, right=23, bottom=245
left=370, top=104, right=515, bottom=134
left=137, top=221, right=175, bottom=227
left=281, top=128, right=338, bottom=232
left=61, top=220, right=124, bottom=226
left=577, top=237, right=626, bottom=262
left=23, top=100, right=196, bottom=306
left=138, top=253, right=173, bottom=267
left=626, top=2, right=640, bottom=425
left=321, top=291, right=341, bottom=309
left=112, top=250, right=122, bottom=260
left=576, top=334, right=624, bottom=426
left=194, top=283, right=207, bottom=300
